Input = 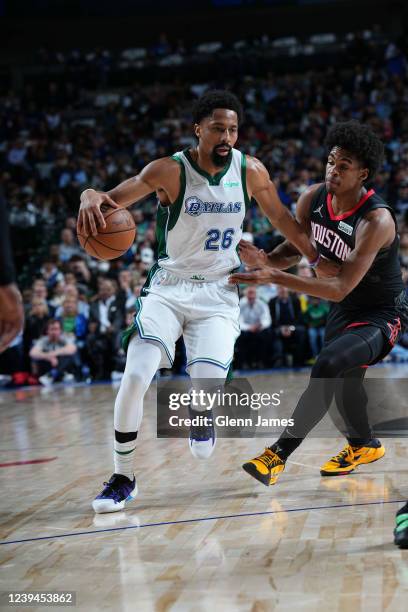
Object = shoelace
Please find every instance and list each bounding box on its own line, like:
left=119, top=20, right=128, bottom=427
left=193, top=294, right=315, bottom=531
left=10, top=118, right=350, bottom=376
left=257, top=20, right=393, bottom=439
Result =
left=257, top=449, right=281, bottom=469
left=191, top=416, right=214, bottom=441
left=101, top=478, right=128, bottom=501
left=191, top=424, right=213, bottom=441
left=332, top=445, right=353, bottom=463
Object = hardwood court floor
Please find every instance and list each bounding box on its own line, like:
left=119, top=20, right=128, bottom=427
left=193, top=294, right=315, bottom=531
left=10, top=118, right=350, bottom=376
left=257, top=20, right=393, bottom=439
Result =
left=1, top=367, right=408, bottom=611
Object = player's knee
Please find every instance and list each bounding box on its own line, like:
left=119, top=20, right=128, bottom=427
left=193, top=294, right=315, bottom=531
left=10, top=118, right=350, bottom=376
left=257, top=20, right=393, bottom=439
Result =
left=312, top=350, right=345, bottom=377
left=122, top=368, right=151, bottom=396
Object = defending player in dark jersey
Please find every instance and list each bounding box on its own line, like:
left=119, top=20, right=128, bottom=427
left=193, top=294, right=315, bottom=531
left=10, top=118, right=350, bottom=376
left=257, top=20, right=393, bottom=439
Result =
left=230, top=121, right=408, bottom=547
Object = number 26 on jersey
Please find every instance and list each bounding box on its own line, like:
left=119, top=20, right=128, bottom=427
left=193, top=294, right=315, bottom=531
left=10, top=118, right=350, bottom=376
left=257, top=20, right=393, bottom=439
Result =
left=204, top=228, right=235, bottom=251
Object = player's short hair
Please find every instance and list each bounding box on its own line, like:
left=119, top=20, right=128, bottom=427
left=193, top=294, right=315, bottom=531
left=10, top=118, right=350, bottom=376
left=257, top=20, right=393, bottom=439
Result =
left=192, top=90, right=243, bottom=124
left=325, top=120, right=384, bottom=182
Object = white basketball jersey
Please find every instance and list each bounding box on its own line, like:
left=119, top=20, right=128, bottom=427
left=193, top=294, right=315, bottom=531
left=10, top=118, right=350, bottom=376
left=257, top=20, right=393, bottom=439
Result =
left=156, top=147, right=249, bottom=281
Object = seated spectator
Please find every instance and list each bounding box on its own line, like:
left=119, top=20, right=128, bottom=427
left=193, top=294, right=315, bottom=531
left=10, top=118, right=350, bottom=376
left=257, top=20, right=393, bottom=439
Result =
left=117, top=269, right=143, bottom=310
left=31, top=278, right=48, bottom=298
left=90, top=279, right=124, bottom=333
left=58, top=296, right=88, bottom=349
left=269, top=286, right=306, bottom=367
left=28, top=279, right=50, bottom=315
left=139, top=241, right=154, bottom=267
left=235, top=287, right=271, bottom=369
left=23, top=298, right=51, bottom=361
left=54, top=284, right=90, bottom=319
left=22, top=288, right=33, bottom=314
left=29, top=319, right=79, bottom=385
left=48, top=281, right=67, bottom=312
left=58, top=228, right=81, bottom=263
left=77, top=286, right=91, bottom=316
left=84, top=321, right=111, bottom=380
left=303, top=297, right=330, bottom=359
left=87, top=279, right=125, bottom=379
left=40, top=258, right=64, bottom=291
left=296, top=260, right=313, bottom=313
left=64, top=272, right=78, bottom=286
left=67, top=255, right=91, bottom=285
left=117, top=269, right=134, bottom=309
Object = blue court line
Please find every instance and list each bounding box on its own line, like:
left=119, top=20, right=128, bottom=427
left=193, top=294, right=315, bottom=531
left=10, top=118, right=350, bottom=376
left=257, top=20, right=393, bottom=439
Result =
left=1, top=498, right=405, bottom=546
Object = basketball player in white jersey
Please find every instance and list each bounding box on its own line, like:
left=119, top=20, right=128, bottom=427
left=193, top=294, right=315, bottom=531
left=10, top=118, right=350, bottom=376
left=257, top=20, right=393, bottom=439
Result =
left=78, top=90, right=333, bottom=513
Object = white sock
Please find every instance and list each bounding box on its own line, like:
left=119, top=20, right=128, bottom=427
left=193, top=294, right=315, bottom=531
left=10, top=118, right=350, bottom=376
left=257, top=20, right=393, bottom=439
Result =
left=113, top=335, right=162, bottom=478
left=114, top=439, right=137, bottom=481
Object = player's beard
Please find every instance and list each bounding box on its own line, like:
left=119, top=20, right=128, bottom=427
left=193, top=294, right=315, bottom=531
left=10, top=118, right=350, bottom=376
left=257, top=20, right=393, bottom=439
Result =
left=211, top=145, right=232, bottom=167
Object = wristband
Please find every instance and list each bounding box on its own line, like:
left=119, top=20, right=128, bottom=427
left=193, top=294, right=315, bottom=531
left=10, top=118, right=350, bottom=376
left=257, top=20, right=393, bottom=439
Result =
left=307, top=253, right=321, bottom=269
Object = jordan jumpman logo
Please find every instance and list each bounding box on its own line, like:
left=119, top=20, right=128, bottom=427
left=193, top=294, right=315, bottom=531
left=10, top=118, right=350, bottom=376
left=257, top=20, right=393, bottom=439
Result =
left=315, top=203, right=324, bottom=217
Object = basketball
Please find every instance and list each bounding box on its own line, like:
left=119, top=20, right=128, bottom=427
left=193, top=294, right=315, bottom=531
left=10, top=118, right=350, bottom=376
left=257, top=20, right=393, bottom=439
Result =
left=77, top=204, right=136, bottom=260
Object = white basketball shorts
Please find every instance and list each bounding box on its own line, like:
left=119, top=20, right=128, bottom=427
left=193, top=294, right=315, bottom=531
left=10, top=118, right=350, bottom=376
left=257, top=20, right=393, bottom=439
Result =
left=122, top=266, right=240, bottom=372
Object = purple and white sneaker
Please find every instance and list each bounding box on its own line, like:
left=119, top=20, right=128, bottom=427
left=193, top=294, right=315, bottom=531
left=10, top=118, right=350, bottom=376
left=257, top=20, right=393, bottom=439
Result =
left=92, top=473, right=138, bottom=514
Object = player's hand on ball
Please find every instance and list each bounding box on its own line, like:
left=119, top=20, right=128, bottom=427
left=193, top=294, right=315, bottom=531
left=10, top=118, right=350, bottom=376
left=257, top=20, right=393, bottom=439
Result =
left=315, top=257, right=341, bottom=278
left=77, top=189, right=120, bottom=236
left=238, top=240, right=268, bottom=269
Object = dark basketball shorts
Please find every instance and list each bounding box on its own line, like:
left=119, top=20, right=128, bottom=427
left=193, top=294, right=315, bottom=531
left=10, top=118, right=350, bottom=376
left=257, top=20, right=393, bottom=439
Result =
left=324, top=290, right=408, bottom=365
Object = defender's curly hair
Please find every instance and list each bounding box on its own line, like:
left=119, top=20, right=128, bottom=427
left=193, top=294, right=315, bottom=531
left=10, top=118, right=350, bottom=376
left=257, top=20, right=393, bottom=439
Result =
left=325, top=120, right=384, bottom=182
left=192, top=90, right=243, bottom=125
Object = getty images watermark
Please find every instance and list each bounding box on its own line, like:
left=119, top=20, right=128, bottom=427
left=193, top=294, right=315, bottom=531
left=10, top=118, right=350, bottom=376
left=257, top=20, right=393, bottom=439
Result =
left=157, top=378, right=295, bottom=438
left=167, top=388, right=294, bottom=429
left=157, top=375, right=408, bottom=439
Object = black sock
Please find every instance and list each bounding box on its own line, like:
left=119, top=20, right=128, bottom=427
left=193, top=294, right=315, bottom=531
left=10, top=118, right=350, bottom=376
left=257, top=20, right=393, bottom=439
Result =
left=115, top=430, right=137, bottom=443
left=347, top=437, right=373, bottom=447
left=269, top=436, right=303, bottom=461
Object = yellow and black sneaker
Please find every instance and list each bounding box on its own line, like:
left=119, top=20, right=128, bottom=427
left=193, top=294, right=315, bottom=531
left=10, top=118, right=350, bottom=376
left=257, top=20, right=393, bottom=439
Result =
left=242, top=448, right=285, bottom=486
left=394, top=503, right=408, bottom=548
left=320, top=439, right=385, bottom=476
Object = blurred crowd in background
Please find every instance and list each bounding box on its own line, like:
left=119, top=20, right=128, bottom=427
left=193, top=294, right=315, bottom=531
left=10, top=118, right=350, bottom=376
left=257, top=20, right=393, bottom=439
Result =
left=1, top=27, right=408, bottom=386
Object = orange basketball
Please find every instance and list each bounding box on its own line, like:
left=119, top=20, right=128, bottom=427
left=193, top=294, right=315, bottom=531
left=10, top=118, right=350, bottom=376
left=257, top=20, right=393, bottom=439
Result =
left=77, top=204, right=136, bottom=260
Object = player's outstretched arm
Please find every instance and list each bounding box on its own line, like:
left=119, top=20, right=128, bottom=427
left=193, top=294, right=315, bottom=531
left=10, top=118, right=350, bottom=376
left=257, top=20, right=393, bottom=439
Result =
left=238, top=239, right=301, bottom=270
left=231, top=209, right=394, bottom=302
left=239, top=184, right=322, bottom=270
left=245, top=164, right=340, bottom=277
left=246, top=157, right=318, bottom=263
left=77, top=157, right=180, bottom=236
